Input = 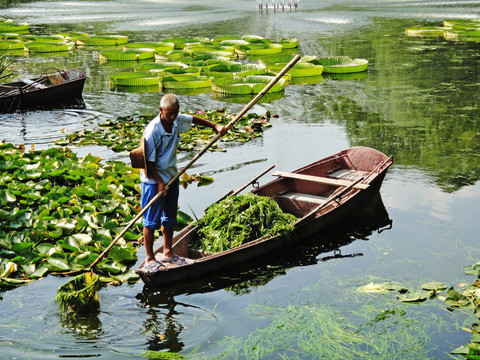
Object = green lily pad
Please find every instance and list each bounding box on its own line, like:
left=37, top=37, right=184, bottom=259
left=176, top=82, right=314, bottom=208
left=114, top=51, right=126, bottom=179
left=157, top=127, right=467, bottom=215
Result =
left=421, top=281, right=447, bottom=291
left=397, top=291, right=431, bottom=303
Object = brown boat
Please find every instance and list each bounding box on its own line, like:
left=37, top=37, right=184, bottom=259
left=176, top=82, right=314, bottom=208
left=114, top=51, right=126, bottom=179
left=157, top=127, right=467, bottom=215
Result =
left=135, top=146, right=393, bottom=288
left=0, top=68, right=86, bottom=113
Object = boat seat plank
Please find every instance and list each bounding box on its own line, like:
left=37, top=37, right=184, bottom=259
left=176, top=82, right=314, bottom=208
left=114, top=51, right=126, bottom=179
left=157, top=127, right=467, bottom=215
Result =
left=272, top=171, right=369, bottom=189
left=278, top=192, right=328, bottom=205
left=19, top=77, right=47, bottom=89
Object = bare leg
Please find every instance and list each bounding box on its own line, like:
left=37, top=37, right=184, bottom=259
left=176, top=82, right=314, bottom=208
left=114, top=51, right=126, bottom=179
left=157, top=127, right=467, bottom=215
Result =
left=143, top=226, right=157, bottom=265
left=161, top=226, right=175, bottom=259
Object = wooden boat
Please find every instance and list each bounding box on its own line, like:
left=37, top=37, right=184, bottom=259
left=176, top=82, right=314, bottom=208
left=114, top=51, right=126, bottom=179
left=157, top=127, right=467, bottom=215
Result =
left=135, top=146, right=393, bottom=288
left=0, top=68, right=87, bottom=113
left=138, top=192, right=392, bottom=297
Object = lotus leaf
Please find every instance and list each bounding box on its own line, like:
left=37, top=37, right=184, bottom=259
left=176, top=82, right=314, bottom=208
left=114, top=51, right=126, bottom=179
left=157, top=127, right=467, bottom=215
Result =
left=465, top=262, right=480, bottom=276
left=421, top=281, right=447, bottom=291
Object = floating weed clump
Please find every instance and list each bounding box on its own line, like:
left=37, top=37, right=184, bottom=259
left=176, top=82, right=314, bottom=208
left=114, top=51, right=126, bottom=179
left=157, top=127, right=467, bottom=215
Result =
left=56, top=271, right=100, bottom=313
left=356, top=261, right=480, bottom=357
left=58, top=109, right=273, bottom=153
left=192, top=193, right=297, bottom=253
left=210, top=301, right=440, bottom=359
left=0, top=142, right=141, bottom=287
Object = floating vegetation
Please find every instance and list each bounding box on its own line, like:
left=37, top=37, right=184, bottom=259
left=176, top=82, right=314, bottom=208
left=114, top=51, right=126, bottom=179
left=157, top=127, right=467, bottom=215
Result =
left=357, top=260, right=480, bottom=357
left=210, top=300, right=441, bottom=359
left=313, top=56, right=369, bottom=74
left=160, top=75, right=211, bottom=90
left=211, top=75, right=286, bottom=95
left=267, top=61, right=324, bottom=77
left=77, top=35, right=128, bottom=46
left=0, top=142, right=142, bottom=286
left=123, top=42, right=175, bottom=53
left=405, top=26, right=446, bottom=37
left=58, top=110, right=273, bottom=153
left=109, top=71, right=162, bottom=87
left=405, top=19, right=480, bottom=42
left=24, top=42, right=74, bottom=53
left=192, top=193, right=297, bottom=253
left=0, top=21, right=366, bottom=102
left=202, top=63, right=267, bottom=79
left=56, top=271, right=100, bottom=313
left=0, top=19, right=29, bottom=33
left=99, top=48, right=155, bottom=62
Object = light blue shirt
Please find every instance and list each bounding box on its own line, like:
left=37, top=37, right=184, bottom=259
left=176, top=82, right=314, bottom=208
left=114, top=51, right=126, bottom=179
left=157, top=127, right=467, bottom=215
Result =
left=140, top=113, right=193, bottom=184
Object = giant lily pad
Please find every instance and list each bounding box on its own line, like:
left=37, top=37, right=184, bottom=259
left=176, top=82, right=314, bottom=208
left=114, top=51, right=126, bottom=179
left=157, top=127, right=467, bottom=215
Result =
left=211, top=75, right=285, bottom=95
left=313, top=56, right=368, bottom=74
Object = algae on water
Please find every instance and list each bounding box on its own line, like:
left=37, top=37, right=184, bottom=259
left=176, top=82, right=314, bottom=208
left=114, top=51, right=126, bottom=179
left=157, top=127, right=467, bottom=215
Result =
left=192, top=193, right=297, bottom=253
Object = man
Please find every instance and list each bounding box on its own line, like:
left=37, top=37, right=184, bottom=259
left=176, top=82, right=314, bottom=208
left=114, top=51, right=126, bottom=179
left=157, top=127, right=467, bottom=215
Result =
left=141, top=93, right=227, bottom=272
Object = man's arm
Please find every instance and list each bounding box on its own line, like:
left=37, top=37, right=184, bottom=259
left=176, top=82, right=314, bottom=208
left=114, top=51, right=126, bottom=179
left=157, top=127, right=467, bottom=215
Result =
left=145, top=161, right=167, bottom=194
left=192, top=115, right=227, bottom=136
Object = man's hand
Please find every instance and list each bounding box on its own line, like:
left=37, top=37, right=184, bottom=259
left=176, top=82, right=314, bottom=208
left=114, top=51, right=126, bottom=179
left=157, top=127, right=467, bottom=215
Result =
left=157, top=180, right=167, bottom=196
left=215, top=124, right=228, bottom=136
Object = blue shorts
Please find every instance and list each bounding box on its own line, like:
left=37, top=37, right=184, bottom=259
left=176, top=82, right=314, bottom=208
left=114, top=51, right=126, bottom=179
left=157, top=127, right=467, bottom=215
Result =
left=141, top=181, right=179, bottom=230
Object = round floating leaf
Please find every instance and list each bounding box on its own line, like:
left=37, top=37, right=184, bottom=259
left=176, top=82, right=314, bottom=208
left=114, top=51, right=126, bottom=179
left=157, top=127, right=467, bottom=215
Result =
left=109, top=71, right=162, bottom=87
left=277, top=37, right=298, bottom=49
left=313, top=56, right=368, bottom=74
left=133, top=61, right=188, bottom=72
left=77, top=35, right=128, bottom=46
left=268, top=62, right=324, bottom=77
left=444, top=19, right=480, bottom=29
left=211, top=75, right=285, bottom=95
left=464, top=263, right=480, bottom=276
left=203, top=63, right=266, bottom=79
left=0, top=22, right=29, bottom=33
left=186, top=44, right=235, bottom=54
left=22, top=35, right=65, bottom=42
left=0, top=40, right=24, bottom=50
left=219, top=39, right=249, bottom=47
left=162, top=67, right=202, bottom=76
left=421, top=281, right=447, bottom=291
left=24, top=42, right=74, bottom=53
left=405, top=26, right=446, bottom=37
left=161, top=75, right=211, bottom=90
left=241, top=35, right=271, bottom=44
left=162, top=37, right=186, bottom=49
left=123, top=42, right=175, bottom=53
left=215, top=35, right=241, bottom=42
left=236, top=43, right=282, bottom=56
left=99, top=48, right=155, bottom=62
left=397, top=291, right=431, bottom=302
left=259, top=53, right=300, bottom=66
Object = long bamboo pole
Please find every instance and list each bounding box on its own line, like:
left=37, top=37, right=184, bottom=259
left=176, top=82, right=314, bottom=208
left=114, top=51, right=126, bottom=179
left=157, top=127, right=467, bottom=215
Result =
left=87, top=54, right=302, bottom=271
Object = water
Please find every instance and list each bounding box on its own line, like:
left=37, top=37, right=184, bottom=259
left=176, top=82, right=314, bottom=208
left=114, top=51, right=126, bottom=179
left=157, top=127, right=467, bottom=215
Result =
left=1, top=0, right=480, bottom=359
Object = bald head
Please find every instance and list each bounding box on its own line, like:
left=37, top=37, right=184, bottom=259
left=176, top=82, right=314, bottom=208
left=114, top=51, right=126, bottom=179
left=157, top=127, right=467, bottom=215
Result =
left=160, top=93, right=180, bottom=110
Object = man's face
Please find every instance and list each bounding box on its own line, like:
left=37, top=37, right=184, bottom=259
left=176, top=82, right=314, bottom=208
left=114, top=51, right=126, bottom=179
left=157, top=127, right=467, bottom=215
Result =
left=160, top=105, right=179, bottom=124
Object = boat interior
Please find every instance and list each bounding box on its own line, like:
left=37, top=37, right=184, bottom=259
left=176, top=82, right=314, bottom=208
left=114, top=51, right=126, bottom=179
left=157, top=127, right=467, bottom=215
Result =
left=254, top=154, right=370, bottom=218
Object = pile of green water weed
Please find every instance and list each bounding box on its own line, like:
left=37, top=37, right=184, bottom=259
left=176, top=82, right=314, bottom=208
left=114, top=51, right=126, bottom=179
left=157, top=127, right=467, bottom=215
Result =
left=192, top=193, right=297, bottom=253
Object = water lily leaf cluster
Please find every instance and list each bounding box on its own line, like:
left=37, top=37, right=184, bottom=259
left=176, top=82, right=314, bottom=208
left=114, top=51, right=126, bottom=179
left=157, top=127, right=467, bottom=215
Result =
left=405, top=19, right=480, bottom=42
left=192, top=193, right=298, bottom=253
left=0, top=19, right=368, bottom=98
left=358, top=261, right=480, bottom=357
left=58, top=109, right=273, bottom=153
left=0, top=142, right=143, bottom=288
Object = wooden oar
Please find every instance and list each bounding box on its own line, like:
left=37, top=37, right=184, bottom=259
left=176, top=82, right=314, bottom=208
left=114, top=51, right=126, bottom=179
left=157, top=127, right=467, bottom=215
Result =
left=215, top=164, right=276, bottom=203
left=75, top=54, right=302, bottom=274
